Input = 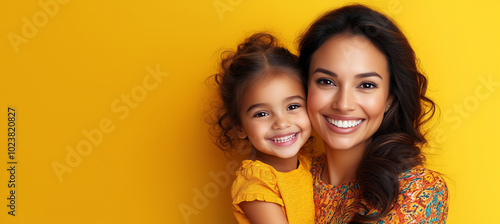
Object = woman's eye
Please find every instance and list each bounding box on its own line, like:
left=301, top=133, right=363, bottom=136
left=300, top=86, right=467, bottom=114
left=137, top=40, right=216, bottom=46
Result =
left=253, top=112, right=268, bottom=117
left=317, top=78, right=335, bottom=86
left=360, top=82, right=377, bottom=89
left=287, top=104, right=300, bottom=111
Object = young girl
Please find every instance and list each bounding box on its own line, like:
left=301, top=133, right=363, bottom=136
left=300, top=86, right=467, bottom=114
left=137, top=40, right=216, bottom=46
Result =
left=211, top=33, right=315, bottom=224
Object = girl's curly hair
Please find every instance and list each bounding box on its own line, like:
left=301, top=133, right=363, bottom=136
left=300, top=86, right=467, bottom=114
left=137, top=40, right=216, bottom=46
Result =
left=210, top=32, right=305, bottom=152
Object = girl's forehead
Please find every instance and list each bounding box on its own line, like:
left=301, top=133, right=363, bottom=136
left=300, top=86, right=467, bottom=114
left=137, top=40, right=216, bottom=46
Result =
left=242, top=72, right=305, bottom=100
left=256, top=68, right=303, bottom=85
left=236, top=68, right=305, bottom=112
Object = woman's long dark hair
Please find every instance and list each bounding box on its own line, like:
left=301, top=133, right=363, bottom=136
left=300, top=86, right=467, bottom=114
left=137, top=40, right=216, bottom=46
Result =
left=299, top=4, right=436, bottom=222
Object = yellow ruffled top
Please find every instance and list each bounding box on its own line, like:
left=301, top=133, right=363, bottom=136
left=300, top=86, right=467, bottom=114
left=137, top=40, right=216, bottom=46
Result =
left=231, top=155, right=314, bottom=224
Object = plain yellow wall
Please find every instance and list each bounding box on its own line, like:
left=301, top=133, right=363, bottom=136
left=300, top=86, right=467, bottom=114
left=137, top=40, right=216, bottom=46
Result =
left=1, top=0, right=499, bottom=223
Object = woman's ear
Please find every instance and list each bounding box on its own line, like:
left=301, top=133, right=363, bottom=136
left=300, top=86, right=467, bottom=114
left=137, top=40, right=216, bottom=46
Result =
left=385, top=94, right=394, bottom=113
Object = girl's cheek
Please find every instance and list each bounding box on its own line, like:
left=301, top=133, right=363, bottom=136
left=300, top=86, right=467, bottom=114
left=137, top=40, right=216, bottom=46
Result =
left=302, top=112, right=312, bottom=130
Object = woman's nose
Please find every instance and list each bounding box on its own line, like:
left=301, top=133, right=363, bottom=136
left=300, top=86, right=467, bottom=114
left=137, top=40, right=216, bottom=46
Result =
left=332, top=88, right=356, bottom=111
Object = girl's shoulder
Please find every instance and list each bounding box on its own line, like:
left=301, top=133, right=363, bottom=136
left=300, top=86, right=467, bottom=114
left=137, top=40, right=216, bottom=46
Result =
left=236, top=155, right=312, bottom=181
left=298, top=153, right=314, bottom=170
left=236, top=160, right=278, bottom=184
left=232, top=159, right=280, bottom=201
left=231, top=160, right=284, bottom=212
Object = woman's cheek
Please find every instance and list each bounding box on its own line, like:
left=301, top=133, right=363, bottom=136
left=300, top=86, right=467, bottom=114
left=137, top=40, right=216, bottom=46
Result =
left=360, top=95, right=385, bottom=118
left=300, top=111, right=312, bottom=136
left=308, top=88, right=332, bottom=112
left=306, top=89, right=327, bottom=132
left=307, top=91, right=319, bottom=119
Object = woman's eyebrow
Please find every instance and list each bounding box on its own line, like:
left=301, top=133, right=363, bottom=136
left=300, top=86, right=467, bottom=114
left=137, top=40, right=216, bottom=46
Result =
left=355, top=72, right=382, bottom=79
left=313, top=68, right=337, bottom=77
left=313, top=68, right=382, bottom=79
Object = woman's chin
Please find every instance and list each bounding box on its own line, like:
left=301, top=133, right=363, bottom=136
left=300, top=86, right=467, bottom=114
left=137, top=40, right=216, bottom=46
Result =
left=323, top=138, right=365, bottom=152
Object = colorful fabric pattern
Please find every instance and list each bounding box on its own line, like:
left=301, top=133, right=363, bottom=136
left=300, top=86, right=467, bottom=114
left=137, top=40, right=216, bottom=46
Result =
left=312, top=155, right=448, bottom=223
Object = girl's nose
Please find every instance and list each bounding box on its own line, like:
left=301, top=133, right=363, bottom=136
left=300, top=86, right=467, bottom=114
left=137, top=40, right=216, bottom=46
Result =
left=272, top=115, right=291, bottom=130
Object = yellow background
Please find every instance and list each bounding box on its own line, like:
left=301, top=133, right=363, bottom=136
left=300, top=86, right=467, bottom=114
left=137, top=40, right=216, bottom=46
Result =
left=1, top=0, right=499, bottom=223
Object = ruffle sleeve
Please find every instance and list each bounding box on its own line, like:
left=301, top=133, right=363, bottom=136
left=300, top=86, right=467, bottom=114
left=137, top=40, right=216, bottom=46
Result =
left=231, top=160, right=283, bottom=214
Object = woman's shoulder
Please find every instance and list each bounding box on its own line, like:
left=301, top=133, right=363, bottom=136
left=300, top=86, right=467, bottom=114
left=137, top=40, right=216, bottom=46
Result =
left=398, top=165, right=448, bottom=192
left=385, top=165, right=449, bottom=223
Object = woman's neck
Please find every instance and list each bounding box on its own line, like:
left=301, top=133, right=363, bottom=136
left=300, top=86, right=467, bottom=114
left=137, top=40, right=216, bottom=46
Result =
left=322, top=142, right=365, bottom=186
left=250, top=150, right=299, bottom=172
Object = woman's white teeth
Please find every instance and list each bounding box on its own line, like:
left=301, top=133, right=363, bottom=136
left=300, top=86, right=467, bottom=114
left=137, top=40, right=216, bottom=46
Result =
left=326, top=117, right=362, bottom=128
left=271, top=133, right=296, bottom=143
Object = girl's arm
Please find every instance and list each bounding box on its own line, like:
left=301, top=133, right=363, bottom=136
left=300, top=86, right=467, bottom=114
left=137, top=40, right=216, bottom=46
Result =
left=239, top=201, right=288, bottom=224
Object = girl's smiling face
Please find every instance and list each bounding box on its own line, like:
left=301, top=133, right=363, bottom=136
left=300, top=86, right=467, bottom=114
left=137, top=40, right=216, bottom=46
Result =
left=307, top=33, right=392, bottom=152
left=238, top=72, right=311, bottom=162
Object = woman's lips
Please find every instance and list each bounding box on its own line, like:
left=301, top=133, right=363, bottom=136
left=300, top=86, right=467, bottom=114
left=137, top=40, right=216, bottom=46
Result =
left=324, top=116, right=364, bottom=134
left=268, top=132, right=299, bottom=147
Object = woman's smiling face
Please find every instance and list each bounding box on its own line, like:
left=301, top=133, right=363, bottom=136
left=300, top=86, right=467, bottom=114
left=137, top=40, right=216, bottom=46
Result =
left=307, top=33, right=392, bottom=152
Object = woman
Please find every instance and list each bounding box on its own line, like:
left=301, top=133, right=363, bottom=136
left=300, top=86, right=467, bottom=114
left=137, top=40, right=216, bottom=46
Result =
left=299, top=4, right=448, bottom=223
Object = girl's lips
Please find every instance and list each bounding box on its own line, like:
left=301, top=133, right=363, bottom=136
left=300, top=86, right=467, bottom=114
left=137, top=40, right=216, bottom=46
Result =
left=267, top=132, right=299, bottom=147
left=323, top=116, right=364, bottom=134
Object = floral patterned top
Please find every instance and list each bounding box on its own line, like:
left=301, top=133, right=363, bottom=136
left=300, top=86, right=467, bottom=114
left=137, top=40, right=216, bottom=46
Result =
left=312, top=155, right=448, bottom=223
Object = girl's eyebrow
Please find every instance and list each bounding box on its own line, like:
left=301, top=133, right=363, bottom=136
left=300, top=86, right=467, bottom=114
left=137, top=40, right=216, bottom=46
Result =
left=246, top=103, right=267, bottom=113
left=313, top=68, right=382, bottom=79
left=285, top=95, right=306, bottom=102
left=245, top=95, right=305, bottom=113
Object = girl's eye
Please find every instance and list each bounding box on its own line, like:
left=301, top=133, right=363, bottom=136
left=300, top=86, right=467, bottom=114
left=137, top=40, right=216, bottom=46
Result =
left=253, top=112, right=269, bottom=117
left=317, top=78, right=335, bottom=86
left=287, top=104, right=300, bottom=111
left=359, top=82, right=377, bottom=89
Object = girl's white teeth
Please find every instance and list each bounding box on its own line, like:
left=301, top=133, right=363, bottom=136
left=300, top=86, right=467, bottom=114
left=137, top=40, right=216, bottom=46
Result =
left=271, top=133, right=296, bottom=143
left=325, top=117, right=362, bottom=128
